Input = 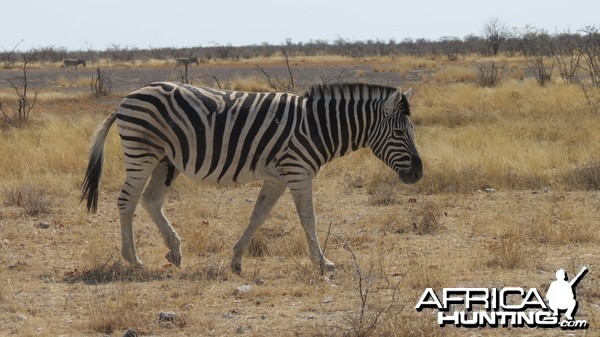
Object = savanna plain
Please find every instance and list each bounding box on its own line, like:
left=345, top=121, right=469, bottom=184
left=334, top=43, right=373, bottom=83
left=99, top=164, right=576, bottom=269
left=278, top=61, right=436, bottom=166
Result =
left=0, top=55, right=599, bottom=336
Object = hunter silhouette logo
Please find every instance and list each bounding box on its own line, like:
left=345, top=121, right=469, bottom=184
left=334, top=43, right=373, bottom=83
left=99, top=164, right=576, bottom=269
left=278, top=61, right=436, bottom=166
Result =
left=415, top=267, right=589, bottom=329
left=546, top=267, right=588, bottom=321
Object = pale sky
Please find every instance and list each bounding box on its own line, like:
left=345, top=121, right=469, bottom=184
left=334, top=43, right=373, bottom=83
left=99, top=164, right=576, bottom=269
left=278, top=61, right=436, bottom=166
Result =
left=2, top=0, right=598, bottom=51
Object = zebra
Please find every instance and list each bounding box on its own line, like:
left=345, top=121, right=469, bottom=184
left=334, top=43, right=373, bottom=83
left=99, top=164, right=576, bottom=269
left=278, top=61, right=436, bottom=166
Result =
left=81, top=82, right=422, bottom=273
left=61, top=58, right=86, bottom=70
left=175, top=56, right=200, bottom=67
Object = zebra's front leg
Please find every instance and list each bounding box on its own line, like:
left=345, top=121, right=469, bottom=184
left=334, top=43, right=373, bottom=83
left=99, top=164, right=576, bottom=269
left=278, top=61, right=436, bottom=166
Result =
left=231, top=180, right=286, bottom=274
left=289, top=178, right=335, bottom=272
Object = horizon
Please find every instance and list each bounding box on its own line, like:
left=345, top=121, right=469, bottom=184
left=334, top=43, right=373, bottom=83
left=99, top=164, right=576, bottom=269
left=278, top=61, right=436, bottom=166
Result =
left=2, top=0, right=599, bottom=52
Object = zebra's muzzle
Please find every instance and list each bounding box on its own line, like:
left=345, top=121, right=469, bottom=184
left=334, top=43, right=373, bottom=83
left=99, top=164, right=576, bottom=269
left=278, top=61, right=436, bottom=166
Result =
left=399, top=155, right=422, bottom=184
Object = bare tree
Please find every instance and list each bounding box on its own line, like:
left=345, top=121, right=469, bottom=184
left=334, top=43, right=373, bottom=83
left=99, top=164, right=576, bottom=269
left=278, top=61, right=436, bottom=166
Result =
left=439, top=36, right=462, bottom=61
left=0, top=39, right=24, bottom=69
left=579, top=26, right=600, bottom=86
left=482, top=17, right=509, bottom=56
left=90, top=67, right=112, bottom=97
left=550, top=32, right=584, bottom=85
left=521, top=28, right=555, bottom=86
left=0, top=53, right=38, bottom=126
left=256, top=47, right=296, bottom=93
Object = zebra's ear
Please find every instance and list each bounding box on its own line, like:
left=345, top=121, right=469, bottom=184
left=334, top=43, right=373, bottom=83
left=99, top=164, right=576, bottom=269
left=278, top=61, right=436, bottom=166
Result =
left=383, top=89, right=402, bottom=116
left=403, top=88, right=412, bottom=101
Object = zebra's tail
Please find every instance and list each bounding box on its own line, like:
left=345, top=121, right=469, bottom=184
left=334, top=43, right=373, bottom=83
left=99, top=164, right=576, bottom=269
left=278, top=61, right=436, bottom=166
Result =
left=81, top=109, right=118, bottom=213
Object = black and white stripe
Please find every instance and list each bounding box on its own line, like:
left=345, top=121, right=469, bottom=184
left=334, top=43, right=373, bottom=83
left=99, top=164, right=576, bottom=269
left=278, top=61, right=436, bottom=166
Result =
left=81, top=81, right=422, bottom=272
left=61, top=58, right=86, bottom=70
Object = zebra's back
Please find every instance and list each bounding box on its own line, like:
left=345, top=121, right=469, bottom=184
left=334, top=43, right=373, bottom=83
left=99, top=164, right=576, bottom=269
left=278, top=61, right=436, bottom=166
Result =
left=116, top=82, right=300, bottom=185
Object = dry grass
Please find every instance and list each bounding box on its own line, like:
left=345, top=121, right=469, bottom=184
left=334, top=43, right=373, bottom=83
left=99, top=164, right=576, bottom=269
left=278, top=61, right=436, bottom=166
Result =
left=0, top=57, right=598, bottom=336
left=433, top=65, right=478, bottom=83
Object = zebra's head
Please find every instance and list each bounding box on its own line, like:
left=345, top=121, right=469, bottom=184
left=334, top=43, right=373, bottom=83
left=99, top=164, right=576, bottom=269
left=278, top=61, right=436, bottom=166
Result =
left=371, top=88, right=422, bottom=184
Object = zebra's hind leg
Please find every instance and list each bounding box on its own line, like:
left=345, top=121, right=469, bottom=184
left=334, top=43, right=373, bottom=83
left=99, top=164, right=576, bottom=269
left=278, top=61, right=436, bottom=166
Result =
left=118, top=157, right=161, bottom=267
left=141, top=158, right=182, bottom=266
left=231, top=180, right=286, bottom=274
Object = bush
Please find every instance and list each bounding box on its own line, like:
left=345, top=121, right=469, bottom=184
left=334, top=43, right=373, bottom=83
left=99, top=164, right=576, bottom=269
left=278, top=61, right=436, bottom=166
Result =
left=477, top=62, right=505, bottom=87
left=412, top=201, right=443, bottom=235
left=4, top=185, right=51, bottom=216
left=564, top=161, right=600, bottom=190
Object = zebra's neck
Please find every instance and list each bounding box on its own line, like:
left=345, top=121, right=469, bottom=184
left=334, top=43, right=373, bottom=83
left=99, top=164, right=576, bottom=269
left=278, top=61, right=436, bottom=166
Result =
left=303, top=83, right=393, bottom=165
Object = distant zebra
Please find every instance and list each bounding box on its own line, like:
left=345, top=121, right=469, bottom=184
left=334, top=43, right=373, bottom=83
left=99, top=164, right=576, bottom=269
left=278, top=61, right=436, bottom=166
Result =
left=81, top=82, right=422, bottom=273
left=175, top=56, right=200, bottom=67
left=61, top=58, right=86, bottom=70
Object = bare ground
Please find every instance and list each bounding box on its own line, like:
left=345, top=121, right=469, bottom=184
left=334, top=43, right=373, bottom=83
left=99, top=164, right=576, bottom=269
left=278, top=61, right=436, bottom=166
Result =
left=1, top=181, right=598, bottom=336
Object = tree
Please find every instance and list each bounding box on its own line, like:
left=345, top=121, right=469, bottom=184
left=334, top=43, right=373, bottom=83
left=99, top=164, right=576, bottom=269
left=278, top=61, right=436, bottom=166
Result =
left=0, top=53, right=38, bottom=126
left=521, top=27, right=555, bottom=86
left=482, top=17, right=509, bottom=56
left=579, top=26, right=600, bottom=86
left=439, top=36, right=463, bottom=61
left=550, top=32, right=583, bottom=85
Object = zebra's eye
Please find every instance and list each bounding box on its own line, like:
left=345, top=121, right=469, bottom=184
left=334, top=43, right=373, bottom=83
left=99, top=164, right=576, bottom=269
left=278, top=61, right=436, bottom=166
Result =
left=392, top=128, right=405, bottom=138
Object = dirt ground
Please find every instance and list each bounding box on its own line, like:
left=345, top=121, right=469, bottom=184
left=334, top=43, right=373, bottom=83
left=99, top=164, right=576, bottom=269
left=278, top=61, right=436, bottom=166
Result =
left=1, top=183, right=598, bottom=336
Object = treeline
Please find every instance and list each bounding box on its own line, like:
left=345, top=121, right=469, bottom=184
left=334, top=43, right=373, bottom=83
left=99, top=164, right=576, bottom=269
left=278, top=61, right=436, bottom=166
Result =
left=1, top=24, right=599, bottom=85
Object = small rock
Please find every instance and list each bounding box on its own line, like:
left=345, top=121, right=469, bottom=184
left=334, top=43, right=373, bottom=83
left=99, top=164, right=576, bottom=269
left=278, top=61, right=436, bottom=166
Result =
left=158, top=312, right=186, bottom=328
left=17, top=314, right=28, bottom=321
left=235, top=285, right=252, bottom=294
left=36, top=221, right=50, bottom=229
left=181, top=303, right=194, bottom=311
left=323, top=297, right=333, bottom=304
left=122, top=329, right=138, bottom=337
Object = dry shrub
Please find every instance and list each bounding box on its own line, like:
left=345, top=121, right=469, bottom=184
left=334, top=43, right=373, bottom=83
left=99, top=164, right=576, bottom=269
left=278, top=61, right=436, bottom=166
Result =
left=486, top=231, right=528, bottom=269
left=198, top=258, right=229, bottom=281
left=526, top=203, right=598, bottom=244
left=412, top=201, right=443, bottom=235
left=477, top=62, right=505, bottom=87
left=3, top=185, right=51, bottom=216
left=564, top=160, right=600, bottom=190
left=279, top=228, right=306, bottom=258
left=341, top=173, right=367, bottom=195
left=407, top=258, right=443, bottom=290
left=248, top=230, right=270, bottom=257
left=367, top=185, right=398, bottom=206
left=87, top=284, right=153, bottom=335
left=366, top=173, right=399, bottom=206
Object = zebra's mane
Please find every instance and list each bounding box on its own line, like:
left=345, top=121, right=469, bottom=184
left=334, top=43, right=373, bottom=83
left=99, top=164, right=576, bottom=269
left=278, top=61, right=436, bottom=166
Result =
left=304, top=83, right=409, bottom=115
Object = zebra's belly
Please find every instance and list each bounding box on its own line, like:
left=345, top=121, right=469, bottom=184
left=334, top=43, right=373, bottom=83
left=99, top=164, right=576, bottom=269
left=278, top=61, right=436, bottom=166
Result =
left=181, top=161, right=280, bottom=186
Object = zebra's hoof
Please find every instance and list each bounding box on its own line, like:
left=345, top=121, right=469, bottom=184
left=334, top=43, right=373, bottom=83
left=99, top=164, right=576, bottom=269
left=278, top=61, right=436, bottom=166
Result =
left=166, top=252, right=181, bottom=267
left=322, top=260, right=336, bottom=272
left=231, top=260, right=242, bottom=274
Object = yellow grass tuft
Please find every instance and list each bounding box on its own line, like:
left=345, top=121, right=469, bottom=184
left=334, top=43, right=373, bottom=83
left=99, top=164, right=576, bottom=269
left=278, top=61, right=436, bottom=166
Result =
left=433, top=65, right=478, bottom=83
